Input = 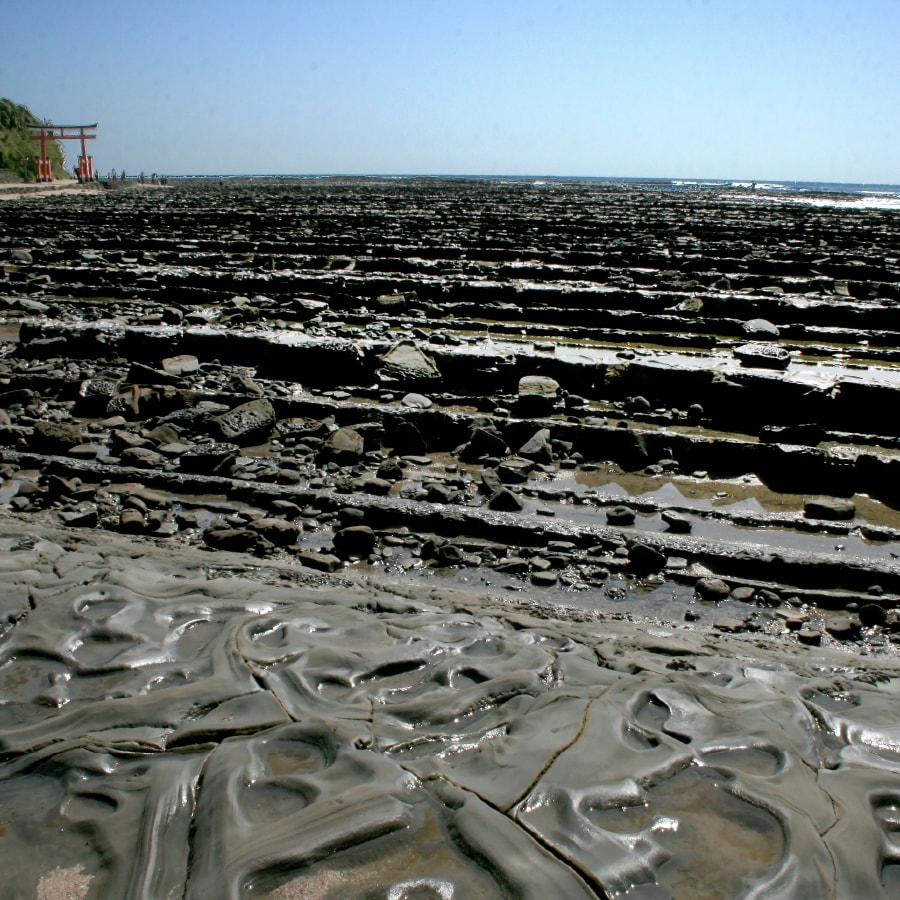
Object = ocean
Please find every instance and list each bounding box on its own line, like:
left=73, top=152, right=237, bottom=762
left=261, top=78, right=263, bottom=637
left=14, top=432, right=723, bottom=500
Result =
left=165, top=174, right=900, bottom=210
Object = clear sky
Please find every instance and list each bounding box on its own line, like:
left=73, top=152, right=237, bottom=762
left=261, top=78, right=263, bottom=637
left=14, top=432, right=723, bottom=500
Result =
left=3, top=0, right=897, bottom=183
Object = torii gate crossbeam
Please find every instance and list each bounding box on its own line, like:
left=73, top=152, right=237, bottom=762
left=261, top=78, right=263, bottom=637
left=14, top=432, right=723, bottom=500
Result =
left=27, top=123, right=98, bottom=182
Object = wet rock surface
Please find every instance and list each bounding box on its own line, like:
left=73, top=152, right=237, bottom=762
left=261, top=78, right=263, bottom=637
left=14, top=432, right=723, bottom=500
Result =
left=0, top=178, right=900, bottom=896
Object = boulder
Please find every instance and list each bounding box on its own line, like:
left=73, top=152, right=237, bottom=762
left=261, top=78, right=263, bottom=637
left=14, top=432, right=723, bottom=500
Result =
left=213, top=399, right=277, bottom=445
left=695, top=577, right=732, bottom=600
left=514, top=375, right=560, bottom=415
left=378, top=341, right=442, bottom=385
left=333, top=525, right=377, bottom=559
left=518, top=428, right=553, bottom=464
left=322, top=426, right=365, bottom=464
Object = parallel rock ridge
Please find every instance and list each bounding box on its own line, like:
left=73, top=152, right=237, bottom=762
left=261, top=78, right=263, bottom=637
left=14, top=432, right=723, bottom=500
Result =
left=0, top=179, right=899, bottom=896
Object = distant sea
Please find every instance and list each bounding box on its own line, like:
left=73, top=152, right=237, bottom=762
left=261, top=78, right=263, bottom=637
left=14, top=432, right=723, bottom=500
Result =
left=166, top=174, right=900, bottom=210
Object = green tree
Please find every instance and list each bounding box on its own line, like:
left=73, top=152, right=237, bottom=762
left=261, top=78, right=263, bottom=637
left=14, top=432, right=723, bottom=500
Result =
left=0, top=98, right=71, bottom=181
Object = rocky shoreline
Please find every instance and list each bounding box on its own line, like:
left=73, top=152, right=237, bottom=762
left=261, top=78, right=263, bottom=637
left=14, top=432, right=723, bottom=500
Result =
left=1, top=178, right=900, bottom=896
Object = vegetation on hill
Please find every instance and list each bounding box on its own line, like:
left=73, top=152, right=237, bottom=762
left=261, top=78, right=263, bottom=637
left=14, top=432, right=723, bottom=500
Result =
left=0, top=98, right=71, bottom=181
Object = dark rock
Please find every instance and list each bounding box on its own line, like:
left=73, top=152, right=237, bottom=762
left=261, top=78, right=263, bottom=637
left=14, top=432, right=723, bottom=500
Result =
left=461, top=426, right=508, bottom=461
left=629, top=542, right=666, bottom=574
left=497, top=458, right=533, bottom=484
left=390, top=420, right=428, bottom=455
left=804, top=498, right=855, bottom=521
left=361, top=477, right=393, bottom=496
left=858, top=603, right=887, bottom=627
left=337, top=507, right=365, bottom=527
left=333, top=525, right=376, bottom=558
left=32, top=421, right=86, bottom=453
left=119, top=508, right=146, bottom=534
left=606, top=505, right=636, bottom=526
left=825, top=616, right=861, bottom=640
left=59, top=507, right=98, bottom=528
left=120, top=447, right=167, bottom=469
left=661, top=510, right=692, bottom=533
left=203, top=528, right=262, bottom=553
left=488, top=488, right=524, bottom=512
left=518, top=428, right=553, bottom=463
left=179, top=442, right=240, bottom=474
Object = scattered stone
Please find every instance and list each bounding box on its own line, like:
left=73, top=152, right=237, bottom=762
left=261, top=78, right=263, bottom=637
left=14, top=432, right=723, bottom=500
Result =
left=531, top=570, right=558, bottom=587
left=695, top=577, right=732, bottom=600
left=292, top=549, right=342, bottom=572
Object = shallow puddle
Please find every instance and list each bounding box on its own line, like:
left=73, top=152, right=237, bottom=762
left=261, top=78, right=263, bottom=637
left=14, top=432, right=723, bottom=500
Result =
left=587, top=764, right=785, bottom=899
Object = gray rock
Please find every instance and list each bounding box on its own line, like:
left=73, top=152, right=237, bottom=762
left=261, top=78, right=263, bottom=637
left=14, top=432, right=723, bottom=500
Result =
left=161, top=354, right=200, bottom=376
left=742, top=318, right=780, bottom=337
left=401, top=393, right=433, bottom=409
left=323, top=426, right=365, bottom=464
left=515, top=376, right=560, bottom=415
left=733, top=342, right=791, bottom=370
left=214, top=399, right=277, bottom=445
left=379, top=341, right=441, bottom=384
left=695, top=577, right=732, bottom=600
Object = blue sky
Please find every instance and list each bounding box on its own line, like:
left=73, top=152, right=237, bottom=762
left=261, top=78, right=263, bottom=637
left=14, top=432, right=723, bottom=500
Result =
left=3, top=0, right=897, bottom=182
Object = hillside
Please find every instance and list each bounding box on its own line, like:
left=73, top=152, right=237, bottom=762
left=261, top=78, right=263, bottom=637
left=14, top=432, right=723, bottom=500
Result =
left=0, top=98, right=70, bottom=181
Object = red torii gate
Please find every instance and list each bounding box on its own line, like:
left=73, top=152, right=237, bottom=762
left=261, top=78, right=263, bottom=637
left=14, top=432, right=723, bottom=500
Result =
left=27, top=123, right=98, bottom=182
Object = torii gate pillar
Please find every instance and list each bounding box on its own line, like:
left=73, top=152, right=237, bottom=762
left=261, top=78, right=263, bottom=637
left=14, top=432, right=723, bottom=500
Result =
left=27, top=123, right=98, bottom=182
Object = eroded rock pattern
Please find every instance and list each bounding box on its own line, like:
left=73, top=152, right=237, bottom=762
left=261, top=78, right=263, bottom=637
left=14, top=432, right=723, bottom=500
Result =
left=0, top=522, right=899, bottom=896
left=0, top=179, right=900, bottom=896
